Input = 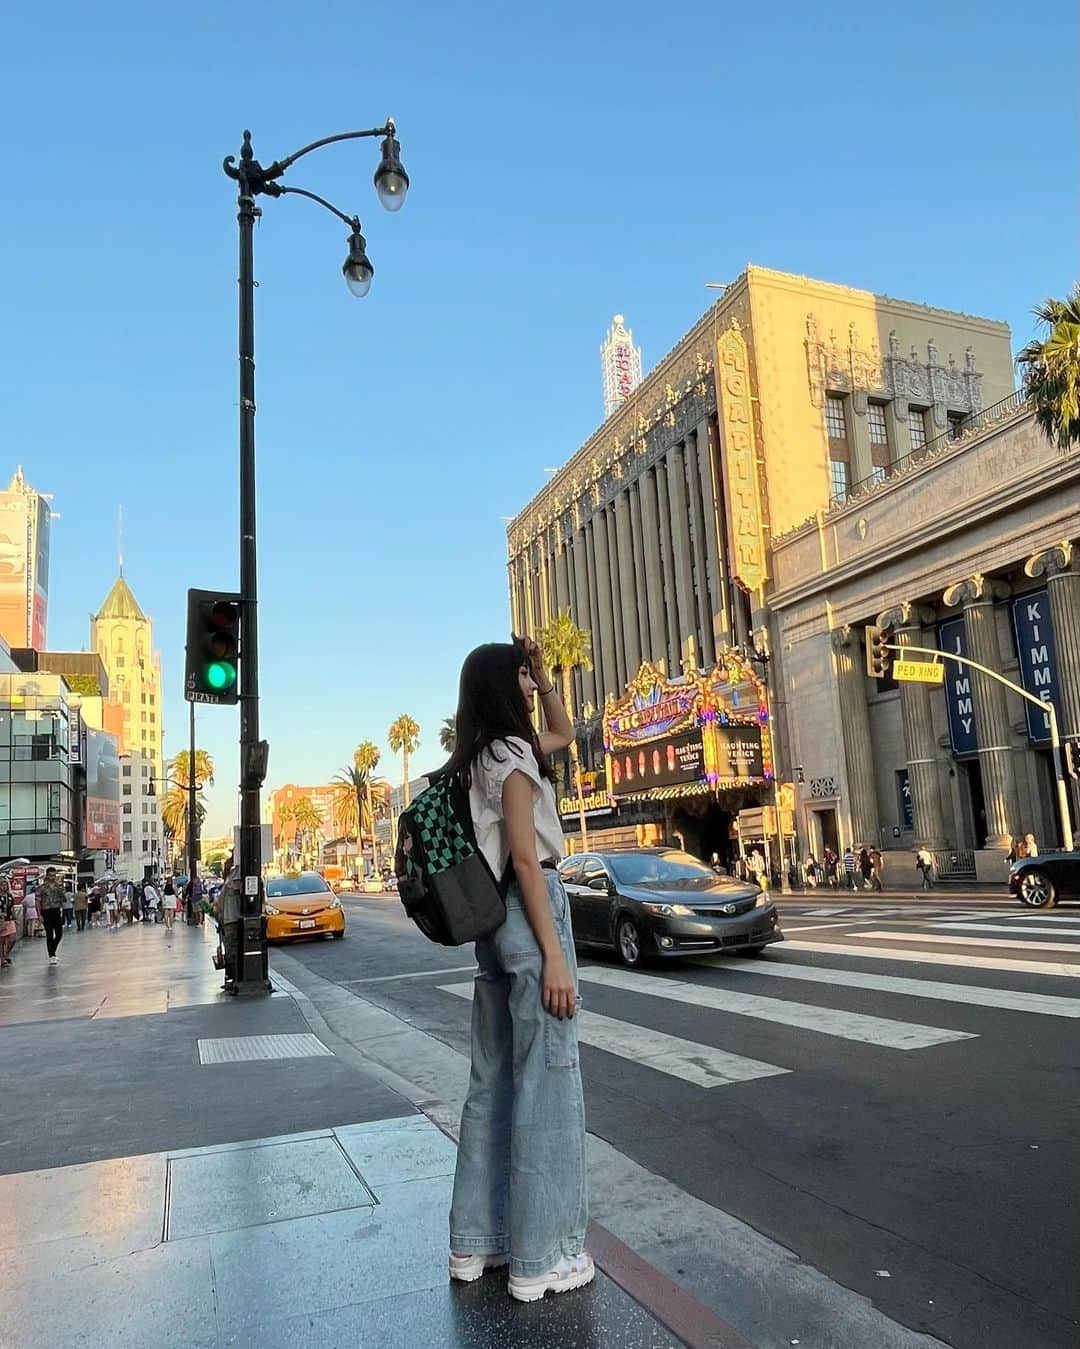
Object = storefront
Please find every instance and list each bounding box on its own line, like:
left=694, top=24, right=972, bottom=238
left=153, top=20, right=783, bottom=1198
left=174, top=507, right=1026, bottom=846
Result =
left=602, top=654, right=778, bottom=866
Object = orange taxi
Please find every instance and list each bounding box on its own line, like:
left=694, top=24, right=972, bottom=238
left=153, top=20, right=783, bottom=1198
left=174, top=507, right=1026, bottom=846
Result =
left=264, top=872, right=346, bottom=941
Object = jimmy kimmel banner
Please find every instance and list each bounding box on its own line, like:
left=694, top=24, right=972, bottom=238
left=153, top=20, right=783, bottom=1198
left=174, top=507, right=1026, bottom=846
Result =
left=1011, top=589, right=1061, bottom=745
left=938, top=618, right=979, bottom=757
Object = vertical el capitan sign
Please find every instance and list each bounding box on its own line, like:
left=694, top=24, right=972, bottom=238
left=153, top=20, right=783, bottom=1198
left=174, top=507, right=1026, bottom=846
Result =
left=715, top=322, right=766, bottom=599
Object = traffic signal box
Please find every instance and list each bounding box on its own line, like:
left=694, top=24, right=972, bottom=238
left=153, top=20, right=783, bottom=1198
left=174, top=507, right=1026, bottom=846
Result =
left=864, top=623, right=894, bottom=679
left=185, top=589, right=241, bottom=705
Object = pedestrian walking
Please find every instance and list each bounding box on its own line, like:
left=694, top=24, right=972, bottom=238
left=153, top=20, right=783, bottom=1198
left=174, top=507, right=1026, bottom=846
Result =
left=36, top=867, right=66, bottom=964
left=87, top=887, right=102, bottom=927
left=73, top=883, right=89, bottom=931
left=104, top=885, right=119, bottom=928
left=1024, top=833, right=1039, bottom=858
left=120, top=881, right=133, bottom=925
left=142, top=879, right=160, bottom=926
left=62, top=884, right=75, bottom=929
left=823, top=847, right=839, bottom=888
left=859, top=847, right=873, bottom=889
left=804, top=855, right=819, bottom=888
left=446, top=635, right=592, bottom=1303
left=162, top=880, right=177, bottom=930
left=869, top=847, right=884, bottom=892
left=916, top=846, right=935, bottom=890
left=0, top=879, right=16, bottom=967
left=842, top=846, right=858, bottom=889
left=22, top=886, right=39, bottom=940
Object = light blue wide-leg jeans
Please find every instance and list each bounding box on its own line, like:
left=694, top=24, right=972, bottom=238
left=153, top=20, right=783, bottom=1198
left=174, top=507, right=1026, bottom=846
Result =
left=449, top=870, right=588, bottom=1277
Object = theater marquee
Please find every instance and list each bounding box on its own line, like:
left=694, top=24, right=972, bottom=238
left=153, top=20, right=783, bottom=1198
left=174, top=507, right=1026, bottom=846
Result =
left=604, top=655, right=774, bottom=803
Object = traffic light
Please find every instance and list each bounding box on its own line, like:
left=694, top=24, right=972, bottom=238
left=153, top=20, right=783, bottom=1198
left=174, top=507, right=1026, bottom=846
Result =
left=864, top=623, right=894, bottom=679
left=185, top=589, right=241, bottom=705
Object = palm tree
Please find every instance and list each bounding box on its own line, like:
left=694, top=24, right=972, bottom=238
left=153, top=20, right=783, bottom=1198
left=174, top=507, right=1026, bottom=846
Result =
left=170, top=749, right=215, bottom=790
left=1017, top=287, right=1080, bottom=450
left=161, top=788, right=206, bottom=855
left=291, top=796, right=323, bottom=869
left=332, top=765, right=373, bottom=881
left=439, top=716, right=457, bottom=753
left=537, top=611, right=594, bottom=848
left=354, top=741, right=383, bottom=875
left=388, top=715, right=421, bottom=808
left=160, top=748, right=213, bottom=858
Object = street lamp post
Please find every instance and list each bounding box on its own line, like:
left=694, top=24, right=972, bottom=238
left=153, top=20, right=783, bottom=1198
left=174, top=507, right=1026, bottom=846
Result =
left=221, top=122, right=408, bottom=990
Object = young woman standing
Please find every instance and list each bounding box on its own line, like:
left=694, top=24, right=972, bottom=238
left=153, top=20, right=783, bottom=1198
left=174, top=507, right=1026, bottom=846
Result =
left=445, top=635, right=592, bottom=1303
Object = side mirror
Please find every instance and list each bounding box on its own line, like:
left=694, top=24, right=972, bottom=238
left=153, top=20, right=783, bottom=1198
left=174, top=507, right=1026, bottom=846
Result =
left=589, top=875, right=609, bottom=892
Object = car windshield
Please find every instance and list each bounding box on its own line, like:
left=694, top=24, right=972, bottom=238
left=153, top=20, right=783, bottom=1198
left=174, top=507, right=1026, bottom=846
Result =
left=606, top=852, right=716, bottom=886
left=266, top=873, right=331, bottom=898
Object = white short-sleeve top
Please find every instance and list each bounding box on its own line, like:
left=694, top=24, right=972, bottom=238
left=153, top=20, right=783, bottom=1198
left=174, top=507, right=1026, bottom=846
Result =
left=468, top=736, right=565, bottom=881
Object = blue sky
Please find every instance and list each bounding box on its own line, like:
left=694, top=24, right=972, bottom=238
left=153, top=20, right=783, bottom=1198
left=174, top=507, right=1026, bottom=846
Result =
left=1, top=0, right=1075, bottom=835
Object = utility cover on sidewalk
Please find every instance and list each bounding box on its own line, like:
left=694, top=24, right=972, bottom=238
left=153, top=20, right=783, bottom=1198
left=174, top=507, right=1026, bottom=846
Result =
left=197, top=1033, right=332, bottom=1064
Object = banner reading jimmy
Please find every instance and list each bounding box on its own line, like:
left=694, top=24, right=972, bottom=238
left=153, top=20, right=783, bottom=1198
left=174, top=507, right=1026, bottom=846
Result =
left=85, top=727, right=120, bottom=851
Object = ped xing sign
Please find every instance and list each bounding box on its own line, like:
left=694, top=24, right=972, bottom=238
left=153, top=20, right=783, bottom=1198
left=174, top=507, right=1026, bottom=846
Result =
left=894, top=659, right=944, bottom=684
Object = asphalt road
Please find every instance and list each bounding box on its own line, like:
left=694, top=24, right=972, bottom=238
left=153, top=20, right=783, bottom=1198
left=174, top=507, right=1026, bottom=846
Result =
left=276, top=888, right=1080, bottom=1349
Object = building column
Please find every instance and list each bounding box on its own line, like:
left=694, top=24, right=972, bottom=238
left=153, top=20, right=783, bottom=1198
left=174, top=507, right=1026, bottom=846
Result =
left=629, top=482, right=650, bottom=671
left=943, top=575, right=1019, bottom=849
left=584, top=519, right=605, bottom=707
left=655, top=459, right=679, bottom=674
left=615, top=489, right=640, bottom=681
left=697, top=420, right=729, bottom=654
left=509, top=557, right=523, bottom=634
left=639, top=469, right=666, bottom=665
left=571, top=527, right=596, bottom=710
left=831, top=626, right=881, bottom=848
left=879, top=602, right=947, bottom=848
left=1025, top=541, right=1080, bottom=741
left=594, top=507, right=618, bottom=706
left=554, top=531, right=570, bottom=618
left=685, top=429, right=714, bottom=667
left=605, top=502, right=627, bottom=691
left=667, top=443, right=697, bottom=671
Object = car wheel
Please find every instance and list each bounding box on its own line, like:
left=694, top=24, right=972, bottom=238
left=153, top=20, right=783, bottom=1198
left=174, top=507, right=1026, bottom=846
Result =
left=616, top=916, right=643, bottom=967
left=1018, top=870, right=1057, bottom=908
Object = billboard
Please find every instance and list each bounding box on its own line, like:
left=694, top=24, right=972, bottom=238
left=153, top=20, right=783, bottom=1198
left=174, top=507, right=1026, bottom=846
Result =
left=610, top=728, right=707, bottom=798
left=713, top=724, right=764, bottom=783
left=85, top=726, right=121, bottom=851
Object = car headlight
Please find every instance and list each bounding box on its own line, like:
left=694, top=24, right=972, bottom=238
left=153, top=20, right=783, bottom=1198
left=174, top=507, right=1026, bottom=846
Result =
left=754, top=893, right=769, bottom=908
left=329, top=897, right=341, bottom=910
left=640, top=901, right=694, bottom=917
left=264, top=904, right=280, bottom=916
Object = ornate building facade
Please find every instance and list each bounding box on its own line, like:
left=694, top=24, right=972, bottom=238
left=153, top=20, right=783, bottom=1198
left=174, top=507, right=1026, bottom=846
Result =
left=770, top=403, right=1079, bottom=880
left=507, top=266, right=1018, bottom=859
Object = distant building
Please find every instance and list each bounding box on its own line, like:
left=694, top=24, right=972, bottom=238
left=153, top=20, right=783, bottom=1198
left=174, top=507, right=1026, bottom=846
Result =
left=600, top=315, right=643, bottom=420
left=269, top=783, right=339, bottom=868
left=90, top=575, right=164, bottom=871
left=0, top=467, right=52, bottom=651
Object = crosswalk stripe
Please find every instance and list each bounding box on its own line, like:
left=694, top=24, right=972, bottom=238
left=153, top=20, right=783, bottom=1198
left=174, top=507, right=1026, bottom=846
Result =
left=438, top=982, right=789, bottom=1087
left=859, top=931, right=1080, bottom=954
left=577, top=967, right=974, bottom=1050
left=933, top=922, right=1080, bottom=939
left=802, top=908, right=846, bottom=916
left=998, top=912, right=1080, bottom=922
left=781, top=940, right=1080, bottom=977
left=703, top=956, right=1080, bottom=1017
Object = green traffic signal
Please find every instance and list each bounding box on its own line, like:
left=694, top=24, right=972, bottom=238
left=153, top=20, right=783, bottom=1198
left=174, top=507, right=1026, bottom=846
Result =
left=207, top=661, right=237, bottom=691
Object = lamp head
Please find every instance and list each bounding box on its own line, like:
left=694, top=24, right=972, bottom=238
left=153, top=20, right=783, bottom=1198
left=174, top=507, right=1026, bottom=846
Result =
left=374, top=124, right=408, bottom=212
left=342, top=227, right=374, bottom=297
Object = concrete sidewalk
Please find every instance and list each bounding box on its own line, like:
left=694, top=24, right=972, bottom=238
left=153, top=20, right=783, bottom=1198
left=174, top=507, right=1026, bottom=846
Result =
left=0, top=919, right=693, bottom=1347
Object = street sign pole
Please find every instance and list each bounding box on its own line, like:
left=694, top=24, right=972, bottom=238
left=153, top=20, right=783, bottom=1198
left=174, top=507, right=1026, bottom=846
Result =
left=887, top=642, right=1074, bottom=852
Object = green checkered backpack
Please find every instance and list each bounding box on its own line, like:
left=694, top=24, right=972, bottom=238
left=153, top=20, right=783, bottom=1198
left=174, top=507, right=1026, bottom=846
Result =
left=394, top=774, right=508, bottom=945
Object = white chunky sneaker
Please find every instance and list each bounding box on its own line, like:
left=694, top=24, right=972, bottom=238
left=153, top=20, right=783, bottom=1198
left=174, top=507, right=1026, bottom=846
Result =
left=448, top=1252, right=510, bottom=1283
left=508, top=1253, right=595, bottom=1302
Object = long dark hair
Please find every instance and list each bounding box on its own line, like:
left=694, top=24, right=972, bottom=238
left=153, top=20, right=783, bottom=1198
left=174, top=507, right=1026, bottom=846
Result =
left=439, top=640, right=554, bottom=787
